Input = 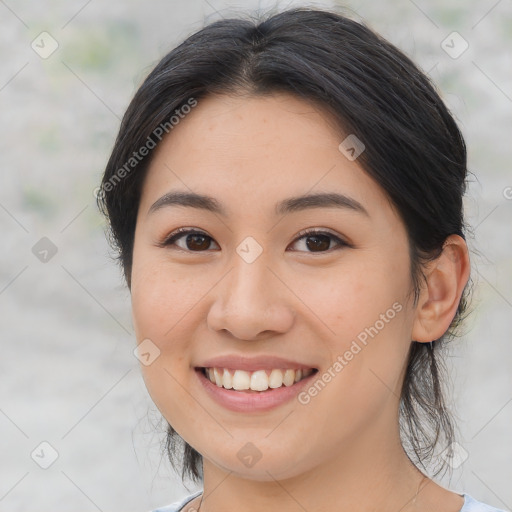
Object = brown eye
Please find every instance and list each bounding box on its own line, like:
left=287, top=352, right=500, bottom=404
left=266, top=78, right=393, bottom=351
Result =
left=305, top=234, right=330, bottom=252
left=289, top=229, right=349, bottom=253
left=160, top=227, right=349, bottom=254
left=162, top=228, right=219, bottom=252
left=182, top=233, right=212, bottom=251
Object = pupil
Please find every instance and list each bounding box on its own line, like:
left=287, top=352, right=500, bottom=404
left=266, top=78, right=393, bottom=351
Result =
left=306, top=235, right=329, bottom=252
left=187, top=234, right=209, bottom=251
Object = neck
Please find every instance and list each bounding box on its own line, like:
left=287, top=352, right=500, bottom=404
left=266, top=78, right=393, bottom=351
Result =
left=196, top=425, right=429, bottom=512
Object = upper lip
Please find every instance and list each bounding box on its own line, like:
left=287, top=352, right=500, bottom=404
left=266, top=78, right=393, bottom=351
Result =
left=196, top=355, right=317, bottom=372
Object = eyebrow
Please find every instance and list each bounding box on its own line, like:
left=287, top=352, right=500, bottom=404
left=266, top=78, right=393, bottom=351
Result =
left=147, top=190, right=369, bottom=217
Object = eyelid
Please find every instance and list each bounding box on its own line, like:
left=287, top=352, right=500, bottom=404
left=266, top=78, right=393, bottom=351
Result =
left=157, top=227, right=216, bottom=249
left=288, top=228, right=350, bottom=251
left=158, top=227, right=352, bottom=252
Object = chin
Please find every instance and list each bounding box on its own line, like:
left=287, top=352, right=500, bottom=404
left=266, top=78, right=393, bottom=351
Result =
left=204, top=442, right=311, bottom=482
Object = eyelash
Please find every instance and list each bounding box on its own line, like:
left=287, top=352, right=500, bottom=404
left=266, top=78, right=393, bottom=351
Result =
left=159, top=227, right=350, bottom=254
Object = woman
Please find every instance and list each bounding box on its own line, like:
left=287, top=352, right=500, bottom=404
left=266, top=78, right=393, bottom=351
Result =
left=97, top=6, right=505, bottom=512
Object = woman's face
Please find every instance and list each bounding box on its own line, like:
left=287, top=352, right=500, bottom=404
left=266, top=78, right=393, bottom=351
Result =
left=131, top=92, right=418, bottom=480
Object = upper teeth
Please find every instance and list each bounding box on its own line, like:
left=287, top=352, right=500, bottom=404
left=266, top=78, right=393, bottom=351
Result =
left=204, top=367, right=314, bottom=391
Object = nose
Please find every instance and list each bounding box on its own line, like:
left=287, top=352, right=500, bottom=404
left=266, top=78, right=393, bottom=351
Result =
left=206, top=253, right=296, bottom=341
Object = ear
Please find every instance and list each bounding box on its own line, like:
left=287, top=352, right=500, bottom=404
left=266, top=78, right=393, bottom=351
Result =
left=411, top=234, right=470, bottom=343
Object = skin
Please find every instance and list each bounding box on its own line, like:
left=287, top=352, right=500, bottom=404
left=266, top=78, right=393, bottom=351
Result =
left=130, top=93, right=470, bottom=512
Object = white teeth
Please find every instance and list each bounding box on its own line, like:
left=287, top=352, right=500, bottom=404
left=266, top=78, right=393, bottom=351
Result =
left=213, top=368, right=223, bottom=387
left=250, top=370, right=269, bottom=391
left=222, top=369, right=233, bottom=389
left=268, top=369, right=283, bottom=388
left=204, top=367, right=314, bottom=391
left=232, top=369, right=251, bottom=390
left=283, top=369, right=295, bottom=386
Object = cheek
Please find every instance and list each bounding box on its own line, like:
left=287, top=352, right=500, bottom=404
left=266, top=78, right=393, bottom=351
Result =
left=131, top=272, right=175, bottom=340
left=131, top=256, right=203, bottom=342
left=293, top=256, right=411, bottom=422
left=296, top=257, right=405, bottom=345
left=130, top=257, right=197, bottom=409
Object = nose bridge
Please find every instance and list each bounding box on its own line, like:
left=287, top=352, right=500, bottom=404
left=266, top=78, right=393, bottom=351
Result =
left=225, top=248, right=274, bottom=313
left=207, top=246, right=294, bottom=339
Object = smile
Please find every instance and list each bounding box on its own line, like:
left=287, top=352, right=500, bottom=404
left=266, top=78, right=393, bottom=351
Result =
left=194, top=365, right=319, bottom=413
left=202, top=367, right=316, bottom=392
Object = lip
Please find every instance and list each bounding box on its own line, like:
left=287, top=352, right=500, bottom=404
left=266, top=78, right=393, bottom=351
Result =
left=194, top=366, right=318, bottom=413
left=196, top=354, right=317, bottom=372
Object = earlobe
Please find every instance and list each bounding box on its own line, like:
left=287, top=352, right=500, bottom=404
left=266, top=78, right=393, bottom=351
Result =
left=411, top=235, right=470, bottom=343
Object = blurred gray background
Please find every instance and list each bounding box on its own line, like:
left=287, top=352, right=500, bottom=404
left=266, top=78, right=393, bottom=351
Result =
left=0, top=0, right=511, bottom=511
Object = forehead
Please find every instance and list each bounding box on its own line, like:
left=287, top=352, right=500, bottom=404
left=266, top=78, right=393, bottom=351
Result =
left=137, top=93, right=392, bottom=223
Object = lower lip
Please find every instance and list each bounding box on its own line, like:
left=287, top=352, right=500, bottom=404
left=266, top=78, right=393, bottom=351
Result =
left=195, top=368, right=318, bottom=413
